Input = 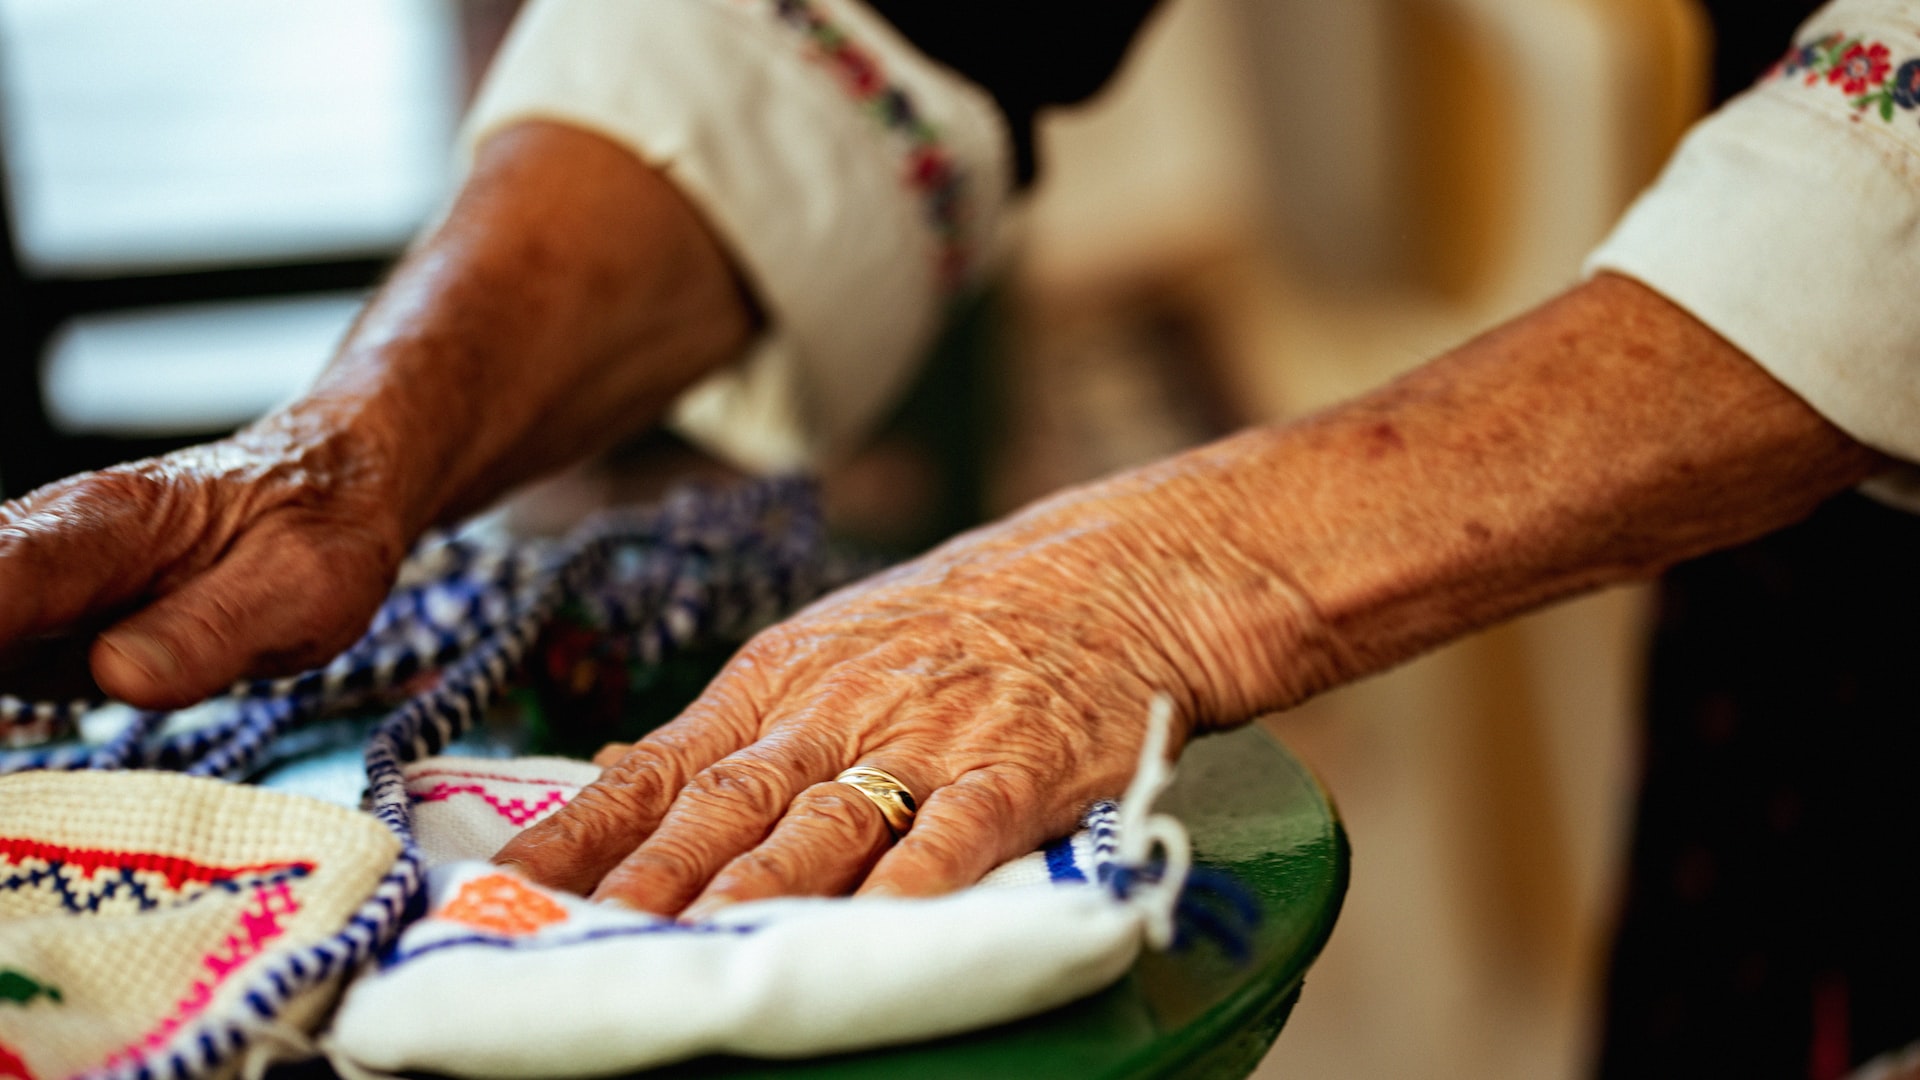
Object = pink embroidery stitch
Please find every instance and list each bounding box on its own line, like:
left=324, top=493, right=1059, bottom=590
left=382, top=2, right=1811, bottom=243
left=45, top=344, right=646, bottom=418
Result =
left=96, top=880, right=302, bottom=1071
left=412, top=783, right=570, bottom=827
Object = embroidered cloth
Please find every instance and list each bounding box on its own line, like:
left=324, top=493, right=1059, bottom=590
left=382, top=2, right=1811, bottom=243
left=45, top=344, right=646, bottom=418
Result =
left=323, top=756, right=1164, bottom=1078
left=0, top=771, right=399, bottom=1080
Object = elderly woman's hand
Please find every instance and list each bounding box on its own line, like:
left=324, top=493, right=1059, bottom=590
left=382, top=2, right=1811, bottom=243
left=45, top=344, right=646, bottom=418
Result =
left=492, top=466, right=1340, bottom=917
left=0, top=414, right=410, bottom=707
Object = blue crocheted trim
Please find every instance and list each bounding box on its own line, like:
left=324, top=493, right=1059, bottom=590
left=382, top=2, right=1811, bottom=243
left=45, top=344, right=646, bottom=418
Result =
left=1096, top=799, right=1263, bottom=964
left=1041, top=837, right=1085, bottom=884
left=1040, top=800, right=1117, bottom=885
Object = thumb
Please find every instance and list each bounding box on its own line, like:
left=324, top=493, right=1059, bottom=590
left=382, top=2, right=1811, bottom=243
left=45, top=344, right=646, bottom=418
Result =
left=91, top=522, right=396, bottom=708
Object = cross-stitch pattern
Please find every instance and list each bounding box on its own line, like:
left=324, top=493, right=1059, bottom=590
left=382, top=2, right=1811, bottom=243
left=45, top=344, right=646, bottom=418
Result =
left=404, top=757, right=601, bottom=873
left=0, top=770, right=399, bottom=1080
left=326, top=705, right=1237, bottom=1080
left=437, top=873, right=570, bottom=937
left=0, top=837, right=311, bottom=917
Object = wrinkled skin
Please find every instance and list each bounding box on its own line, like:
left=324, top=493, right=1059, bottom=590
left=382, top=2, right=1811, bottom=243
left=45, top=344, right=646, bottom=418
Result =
left=492, top=477, right=1292, bottom=917
left=0, top=416, right=407, bottom=708
left=1, top=122, right=752, bottom=711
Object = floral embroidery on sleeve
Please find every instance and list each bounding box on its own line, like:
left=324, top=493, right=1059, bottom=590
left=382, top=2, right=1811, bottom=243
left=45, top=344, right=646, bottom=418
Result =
left=1772, top=32, right=1920, bottom=124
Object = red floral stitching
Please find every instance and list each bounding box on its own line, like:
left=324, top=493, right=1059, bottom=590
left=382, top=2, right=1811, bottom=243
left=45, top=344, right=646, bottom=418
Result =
left=1830, top=40, right=1892, bottom=95
left=761, top=0, right=973, bottom=287
left=1771, top=32, right=1920, bottom=122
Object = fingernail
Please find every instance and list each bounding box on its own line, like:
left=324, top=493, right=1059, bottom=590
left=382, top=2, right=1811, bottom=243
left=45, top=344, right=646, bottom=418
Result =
left=679, top=896, right=731, bottom=924
left=858, top=883, right=903, bottom=900
left=100, top=630, right=181, bottom=686
left=491, top=858, right=529, bottom=878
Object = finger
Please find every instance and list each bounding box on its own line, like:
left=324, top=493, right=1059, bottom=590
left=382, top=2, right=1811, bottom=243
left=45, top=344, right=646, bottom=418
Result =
left=592, top=742, right=632, bottom=768
left=493, top=685, right=760, bottom=895
left=679, top=779, right=899, bottom=919
left=857, top=769, right=1064, bottom=899
left=588, top=732, right=853, bottom=914
left=0, top=480, right=183, bottom=649
left=89, top=523, right=391, bottom=708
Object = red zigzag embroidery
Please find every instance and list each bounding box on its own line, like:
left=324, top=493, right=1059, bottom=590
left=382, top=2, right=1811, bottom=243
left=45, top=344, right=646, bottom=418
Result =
left=411, top=783, right=569, bottom=827
left=0, top=837, right=310, bottom=891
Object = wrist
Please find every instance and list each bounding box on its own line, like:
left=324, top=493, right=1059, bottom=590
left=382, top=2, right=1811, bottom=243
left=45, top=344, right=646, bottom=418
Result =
left=1094, top=438, right=1357, bottom=727
left=963, top=458, right=1348, bottom=732
left=295, top=121, right=756, bottom=530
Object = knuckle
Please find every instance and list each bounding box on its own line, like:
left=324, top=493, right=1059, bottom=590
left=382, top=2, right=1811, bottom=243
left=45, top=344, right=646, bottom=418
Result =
left=592, top=742, right=633, bottom=768
left=74, top=466, right=160, bottom=508
left=157, top=600, right=243, bottom=672
left=600, top=836, right=708, bottom=899
left=895, top=826, right=974, bottom=884
left=525, top=792, right=633, bottom=854
left=631, top=839, right=704, bottom=880
left=519, top=783, right=658, bottom=871
left=798, top=784, right=885, bottom=836
left=950, top=771, right=1031, bottom=828
left=713, top=846, right=803, bottom=894
left=582, top=757, right=676, bottom=822
left=681, top=758, right=788, bottom=818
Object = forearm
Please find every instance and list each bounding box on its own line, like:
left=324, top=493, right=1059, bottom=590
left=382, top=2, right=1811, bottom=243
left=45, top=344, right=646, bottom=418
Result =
left=289, top=120, right=756, bottom=536
left=975, top=273, right=1884, bottom=726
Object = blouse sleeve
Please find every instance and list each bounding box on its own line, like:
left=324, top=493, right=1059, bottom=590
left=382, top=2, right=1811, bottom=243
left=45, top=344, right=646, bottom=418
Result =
left=1586, top=0, right=1920, bottom=502
left=459, top=0, right=1015, bottom=474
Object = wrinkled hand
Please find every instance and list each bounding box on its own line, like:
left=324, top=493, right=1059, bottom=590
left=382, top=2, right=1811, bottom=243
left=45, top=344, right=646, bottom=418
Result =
left=492, top=475, right=1298, bottom=917
left=0, top=413, right=408, bottom=708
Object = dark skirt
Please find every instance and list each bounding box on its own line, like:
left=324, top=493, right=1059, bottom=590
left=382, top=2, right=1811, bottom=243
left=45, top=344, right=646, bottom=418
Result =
left=1598, top=492, right=1920, bottom=1078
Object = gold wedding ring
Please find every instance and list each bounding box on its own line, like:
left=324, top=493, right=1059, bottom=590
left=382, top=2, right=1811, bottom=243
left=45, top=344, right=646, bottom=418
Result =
left=834, top=765, right=918, bottom=839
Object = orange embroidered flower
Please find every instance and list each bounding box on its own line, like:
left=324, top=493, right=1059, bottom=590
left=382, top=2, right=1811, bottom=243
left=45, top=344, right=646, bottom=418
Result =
left=1829, top=41, right=1891, bottom=95
left=437, top=873, right=569, bottom=936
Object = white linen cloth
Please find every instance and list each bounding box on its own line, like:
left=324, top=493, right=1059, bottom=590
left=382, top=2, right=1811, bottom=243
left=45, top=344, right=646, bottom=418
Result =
left=324, top=707, right=1191, bottom=1078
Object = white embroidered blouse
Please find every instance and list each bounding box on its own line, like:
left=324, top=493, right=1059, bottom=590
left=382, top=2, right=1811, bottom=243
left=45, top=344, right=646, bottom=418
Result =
left=468, top=0, right=1920, bottom=503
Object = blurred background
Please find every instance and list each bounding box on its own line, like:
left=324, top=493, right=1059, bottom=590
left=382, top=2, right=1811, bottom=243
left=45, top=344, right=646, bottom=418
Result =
left=0, top=1, right=1713, bottom=1076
